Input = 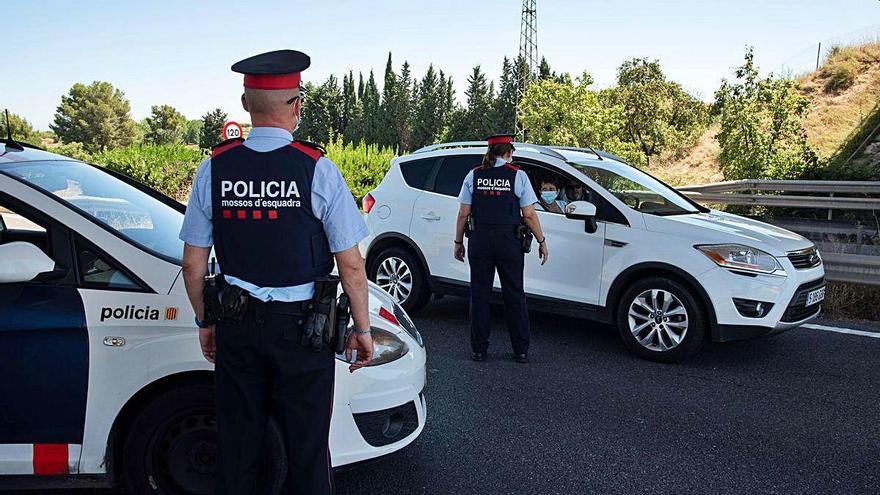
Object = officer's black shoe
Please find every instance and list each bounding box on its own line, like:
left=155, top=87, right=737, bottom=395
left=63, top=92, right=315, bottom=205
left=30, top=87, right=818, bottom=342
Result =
left=472, top=351, right=487, bottom=362
left=514, top=353, right=529, bottom=364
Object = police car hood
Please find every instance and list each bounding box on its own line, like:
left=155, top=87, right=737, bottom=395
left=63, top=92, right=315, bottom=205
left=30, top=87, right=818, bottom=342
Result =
left=365, top=281, right=396, bottom=310
left=643, top=210, right=813, bottom=256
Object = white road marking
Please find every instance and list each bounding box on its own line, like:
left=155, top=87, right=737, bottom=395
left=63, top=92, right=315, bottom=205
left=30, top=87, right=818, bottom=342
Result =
left=803, top=323, right=880, bottom=339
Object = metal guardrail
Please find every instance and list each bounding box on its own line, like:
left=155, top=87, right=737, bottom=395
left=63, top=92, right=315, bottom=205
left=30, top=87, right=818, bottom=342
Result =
left=676, top=179, right=880, bottom=286
left=678, top=180, right=880, bottom=210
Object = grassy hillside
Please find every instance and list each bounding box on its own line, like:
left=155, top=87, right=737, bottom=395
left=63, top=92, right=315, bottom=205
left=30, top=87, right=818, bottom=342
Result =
left=650, top=42, right=880, bottom=186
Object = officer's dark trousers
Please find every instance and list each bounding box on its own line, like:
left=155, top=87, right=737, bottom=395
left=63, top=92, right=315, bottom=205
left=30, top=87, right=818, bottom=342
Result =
left=468, top=225, right=530, bottom=354
left=215, top=301, right=335, bottom=495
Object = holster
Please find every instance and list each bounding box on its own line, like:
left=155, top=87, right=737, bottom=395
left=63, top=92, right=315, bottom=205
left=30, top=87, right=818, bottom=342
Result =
left=464, top=215, right=474, bottom=238
left=516, top=223, right=534, bottom=254
left=203, top=273, right=249, bottom=325
left=302, top=276, right=351, bottom=352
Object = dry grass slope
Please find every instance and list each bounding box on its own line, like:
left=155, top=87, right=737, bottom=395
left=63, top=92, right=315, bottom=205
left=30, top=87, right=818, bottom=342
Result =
left=648, top=42, right=880, bottom=186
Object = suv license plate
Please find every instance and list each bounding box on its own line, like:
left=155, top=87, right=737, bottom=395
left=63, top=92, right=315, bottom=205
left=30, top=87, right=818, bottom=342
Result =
left=806, top=286, right=826, bottom=306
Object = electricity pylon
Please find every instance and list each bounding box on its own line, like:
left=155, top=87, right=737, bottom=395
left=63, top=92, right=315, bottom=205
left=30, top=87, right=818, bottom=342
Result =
left=516, top=0, right=538, bottom=141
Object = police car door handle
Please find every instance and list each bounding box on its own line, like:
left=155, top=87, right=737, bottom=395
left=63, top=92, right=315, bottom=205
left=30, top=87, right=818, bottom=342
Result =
left=421, top=212, right=441, bottom=221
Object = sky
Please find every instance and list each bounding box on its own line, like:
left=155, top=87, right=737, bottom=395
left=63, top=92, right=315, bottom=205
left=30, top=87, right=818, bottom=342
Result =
left=2, top=0, right=879, bottom=130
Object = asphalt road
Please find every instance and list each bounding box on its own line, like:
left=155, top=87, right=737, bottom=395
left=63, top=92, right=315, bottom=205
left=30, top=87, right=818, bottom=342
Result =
left=334, top=297, right=879, bottom=495
left=6, top=297, right=879, bottom=494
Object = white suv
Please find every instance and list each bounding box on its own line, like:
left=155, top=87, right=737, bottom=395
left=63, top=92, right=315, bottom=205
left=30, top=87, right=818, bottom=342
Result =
left=360, top=142, right=825, bottom=362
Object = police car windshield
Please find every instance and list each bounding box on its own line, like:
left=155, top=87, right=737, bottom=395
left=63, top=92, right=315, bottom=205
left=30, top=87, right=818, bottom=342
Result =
left=4, top=160, right=185, bottom=263
left=568, top=160, right=699, bottom=215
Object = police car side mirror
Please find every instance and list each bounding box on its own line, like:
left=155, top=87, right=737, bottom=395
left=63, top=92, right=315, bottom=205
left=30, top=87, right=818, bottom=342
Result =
left=0, top=241, right=62, bottom=284
left=564, top=201, right=598, bottom=234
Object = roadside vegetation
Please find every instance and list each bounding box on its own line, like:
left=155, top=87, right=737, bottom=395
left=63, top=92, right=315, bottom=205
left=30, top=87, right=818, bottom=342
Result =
left=5, top=42, right=878, bottom=320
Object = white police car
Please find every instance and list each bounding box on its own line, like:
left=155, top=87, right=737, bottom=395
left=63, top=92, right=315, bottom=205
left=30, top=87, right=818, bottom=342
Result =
left=0, top=140, right=426, bottom=493
left=361, top=142, right=826, bottom=362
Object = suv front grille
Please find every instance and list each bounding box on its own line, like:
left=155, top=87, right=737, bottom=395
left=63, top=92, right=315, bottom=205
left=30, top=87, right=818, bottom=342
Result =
left=781, top=277, right=825, bottom=323
left=787, top=247, right=822, bottom=269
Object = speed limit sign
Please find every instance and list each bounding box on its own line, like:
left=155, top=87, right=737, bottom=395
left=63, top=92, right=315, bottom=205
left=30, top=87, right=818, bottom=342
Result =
left=222, top=121, right=243, bottom=140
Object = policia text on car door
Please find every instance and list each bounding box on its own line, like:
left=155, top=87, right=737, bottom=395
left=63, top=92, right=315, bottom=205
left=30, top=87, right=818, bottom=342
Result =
left=453, top=134, right=548, bottom=364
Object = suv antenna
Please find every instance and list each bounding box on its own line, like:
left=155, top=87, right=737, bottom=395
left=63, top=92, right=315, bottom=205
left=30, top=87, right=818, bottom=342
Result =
left=584, top=143, right=603, bottom=161
left=3, top=109, right=24, bottom=151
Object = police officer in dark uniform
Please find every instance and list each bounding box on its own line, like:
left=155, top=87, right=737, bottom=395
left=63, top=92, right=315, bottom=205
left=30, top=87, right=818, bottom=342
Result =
left=454, top=134, right=549, bottom=363
left=179, top=50, right=374, bottom=495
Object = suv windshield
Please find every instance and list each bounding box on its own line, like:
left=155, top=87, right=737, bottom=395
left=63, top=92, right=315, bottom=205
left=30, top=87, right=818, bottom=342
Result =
left=569, top=160, right=699, bottom=215
left=3, top=160, right=184, bottom=263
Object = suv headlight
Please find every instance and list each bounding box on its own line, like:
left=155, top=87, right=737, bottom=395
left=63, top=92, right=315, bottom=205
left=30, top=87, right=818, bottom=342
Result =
left=696, top=244, right=784, bottom=275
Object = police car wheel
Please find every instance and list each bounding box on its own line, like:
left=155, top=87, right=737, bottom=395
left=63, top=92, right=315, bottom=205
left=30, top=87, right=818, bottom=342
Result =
left=122, top=382, right=287, bottom=495
left=616, top=276, right=706, bottom=363
left=369, top=247, right=429, bottom=314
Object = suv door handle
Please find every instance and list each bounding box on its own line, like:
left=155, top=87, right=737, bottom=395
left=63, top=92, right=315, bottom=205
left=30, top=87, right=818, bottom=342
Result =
left=420, top=212, right=441, bottom=221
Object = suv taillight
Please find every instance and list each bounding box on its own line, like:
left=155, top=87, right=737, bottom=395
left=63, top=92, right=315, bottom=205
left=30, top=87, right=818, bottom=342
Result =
left=363, top=193, right=376, bottom=214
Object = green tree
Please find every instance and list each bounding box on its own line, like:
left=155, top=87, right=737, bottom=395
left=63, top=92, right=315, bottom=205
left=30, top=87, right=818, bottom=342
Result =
left=519, top=72, right=643, bottom=164
left=411, top=65, right=444, bottom=149
left=494, top=57, right=518, bottom=133
left=145, top=104, right=186, bottom=145
left=0, top=111, right=39, bottom=144
left=199, top=108, right=228, bottom=150
left=450, top=65, right=495, bottom=141
left=362, top=71, right=383, bottom=145
left=611, top=57, right=709, bottom=166
left=379, top=53, right=398, bottom=148
left=341, top=71, right=361, bottom=144
left=391, top=61, right=414, bottom=150
left=51, top=81, right=137, bottom=152
left=714, top=48, right=818, bottom=180
left=182, top=119, right=203, bottom=145
left=299, top=76, right=343, bottom=144
left=538, top=56, right=553, bottom=80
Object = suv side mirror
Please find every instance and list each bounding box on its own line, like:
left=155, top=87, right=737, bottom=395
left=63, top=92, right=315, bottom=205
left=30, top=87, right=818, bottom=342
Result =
left=0, top=242, right=64, bottom=284
left=564, top=201, right=598, bottom=234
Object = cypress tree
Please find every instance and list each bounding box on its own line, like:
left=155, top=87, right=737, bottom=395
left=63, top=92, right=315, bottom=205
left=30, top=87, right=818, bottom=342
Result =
left=379, top=52, right=398, bottom=148
left=362, top=70, right=382, bottom=145
left=494, top=57, right=517, bottom=133
left=411, top=64, right=443, bottom=149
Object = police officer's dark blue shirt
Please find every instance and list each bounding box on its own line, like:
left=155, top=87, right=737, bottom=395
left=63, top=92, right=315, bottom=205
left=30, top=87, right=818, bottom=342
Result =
left=179, top=127, right=368, bottom=302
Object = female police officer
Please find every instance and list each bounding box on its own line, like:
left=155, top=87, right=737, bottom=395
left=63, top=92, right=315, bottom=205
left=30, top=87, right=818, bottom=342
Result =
left=453, top=134, right=548, bottom=363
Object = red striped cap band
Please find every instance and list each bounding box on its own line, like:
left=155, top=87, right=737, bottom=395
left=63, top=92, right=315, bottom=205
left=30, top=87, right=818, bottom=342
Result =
left=244, top=73, right=301, bottom=90
left=487, top=136, right=513, bottom=146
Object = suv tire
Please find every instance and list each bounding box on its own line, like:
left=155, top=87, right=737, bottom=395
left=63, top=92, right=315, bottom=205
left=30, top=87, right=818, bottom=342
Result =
left=616, top=276, right=706, bottom=363
left=368, top=246, right=430, bottom=314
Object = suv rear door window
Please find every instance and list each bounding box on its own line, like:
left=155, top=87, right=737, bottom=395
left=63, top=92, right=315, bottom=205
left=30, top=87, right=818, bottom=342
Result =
left=433, top=155, right=481, bottom=197
left=399, top=158, right=438, bottom=190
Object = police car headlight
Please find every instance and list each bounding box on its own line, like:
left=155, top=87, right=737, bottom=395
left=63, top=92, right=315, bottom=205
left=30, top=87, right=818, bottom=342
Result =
left=696, top=244, right=784, bottom=275
left=367, top=328, right=409, bottom=366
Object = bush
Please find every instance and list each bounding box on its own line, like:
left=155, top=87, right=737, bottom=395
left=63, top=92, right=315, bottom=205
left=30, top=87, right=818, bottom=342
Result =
left=325, top=138, right=395, bottom=204
left=823, top=282, right=880, bottom=321
left=822, top=57, right=859, bottom=93
left=50, top=142, right=94, bottom=162
left=92, top=144, right=205, bottom=201
left=714, top=48, right=818, bottom=180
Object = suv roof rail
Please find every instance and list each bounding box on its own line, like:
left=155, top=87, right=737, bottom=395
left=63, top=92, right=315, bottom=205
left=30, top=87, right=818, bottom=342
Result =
left=550, top=145, right=604, bottom=161
left=413, top=141, right=567, bottom=161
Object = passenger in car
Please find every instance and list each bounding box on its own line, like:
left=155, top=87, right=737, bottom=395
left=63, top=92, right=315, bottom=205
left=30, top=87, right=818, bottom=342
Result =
left=561, top=181, right=588, bottom=206
left=536, top=179, right=565, bottom=214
